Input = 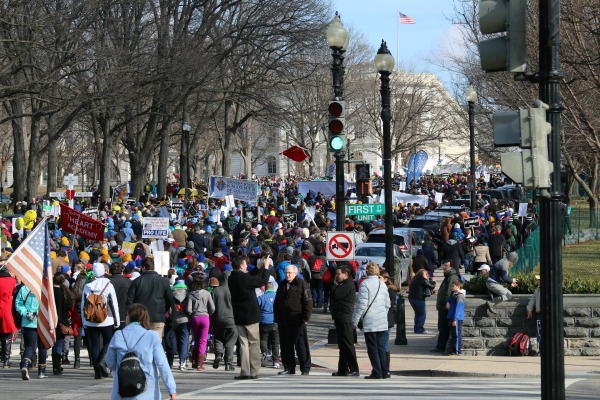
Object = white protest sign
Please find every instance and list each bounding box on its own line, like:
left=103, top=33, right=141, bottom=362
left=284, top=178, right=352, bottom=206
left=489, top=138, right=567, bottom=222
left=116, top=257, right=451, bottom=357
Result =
left=435, top=193, right=444, bottom=204
left=142, top=217, right=169, bottom=239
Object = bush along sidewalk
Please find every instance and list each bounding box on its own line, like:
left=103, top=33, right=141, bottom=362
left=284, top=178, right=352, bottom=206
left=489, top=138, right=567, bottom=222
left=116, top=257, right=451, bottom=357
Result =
left=464, top=273, right=600, bottom=295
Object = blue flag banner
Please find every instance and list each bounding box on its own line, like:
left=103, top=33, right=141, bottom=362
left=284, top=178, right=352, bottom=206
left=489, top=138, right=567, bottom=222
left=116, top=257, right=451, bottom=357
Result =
left=414, top=150, right=429, bottom=182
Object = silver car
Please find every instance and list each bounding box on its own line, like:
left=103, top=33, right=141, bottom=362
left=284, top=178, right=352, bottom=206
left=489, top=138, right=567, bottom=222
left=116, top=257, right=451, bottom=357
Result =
left=354, top=242, right=409, bottom=284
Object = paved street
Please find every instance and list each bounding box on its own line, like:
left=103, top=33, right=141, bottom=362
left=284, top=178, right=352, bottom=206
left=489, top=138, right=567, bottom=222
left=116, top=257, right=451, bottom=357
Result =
left=1, top=365, right=598, bottom=399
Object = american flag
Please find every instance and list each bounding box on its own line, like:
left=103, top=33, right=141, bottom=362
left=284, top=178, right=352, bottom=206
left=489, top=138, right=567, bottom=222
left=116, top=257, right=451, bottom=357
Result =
left=5, top=219, right=57, bottom=349
left=399, top=12, right=416, bottom=24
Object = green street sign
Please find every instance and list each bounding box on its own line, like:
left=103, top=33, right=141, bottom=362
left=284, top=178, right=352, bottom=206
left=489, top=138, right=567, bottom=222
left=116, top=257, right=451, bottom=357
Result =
left=355, top=214, right=375, bottom=222
left=346, top=203, right=385, bottom=216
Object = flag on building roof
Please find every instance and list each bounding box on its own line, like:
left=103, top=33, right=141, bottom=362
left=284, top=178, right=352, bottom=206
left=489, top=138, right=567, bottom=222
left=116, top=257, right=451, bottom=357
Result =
left=5, top=219, right=57, bottom=349
left=399, top=12, right=416, bottom=24
left=280, top=145, right=312, bottom=162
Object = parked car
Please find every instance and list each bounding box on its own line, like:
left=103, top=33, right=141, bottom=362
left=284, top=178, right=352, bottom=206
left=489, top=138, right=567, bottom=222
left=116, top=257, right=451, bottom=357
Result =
left=354, top=242, right=409, bottom=284
left=365, top=228, right=422, bottom=258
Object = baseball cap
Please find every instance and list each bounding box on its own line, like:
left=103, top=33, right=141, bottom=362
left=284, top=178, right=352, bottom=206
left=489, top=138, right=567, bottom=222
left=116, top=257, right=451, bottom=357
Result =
left=477, top=264, right=490, bottom=271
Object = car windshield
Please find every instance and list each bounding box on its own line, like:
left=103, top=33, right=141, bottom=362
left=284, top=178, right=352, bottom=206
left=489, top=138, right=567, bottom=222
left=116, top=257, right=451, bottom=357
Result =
left=365, top=234, right=405, bottom=246
left=408, top=220, right=440, bottom=231
left=356, top=246, right=386, bottom=257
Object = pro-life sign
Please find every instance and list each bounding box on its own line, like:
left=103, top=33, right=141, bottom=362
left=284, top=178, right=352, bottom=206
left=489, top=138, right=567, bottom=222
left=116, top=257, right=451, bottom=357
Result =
left=326, top=232, right=355, bottom=261
left=142, top=217, right=170, bottom=239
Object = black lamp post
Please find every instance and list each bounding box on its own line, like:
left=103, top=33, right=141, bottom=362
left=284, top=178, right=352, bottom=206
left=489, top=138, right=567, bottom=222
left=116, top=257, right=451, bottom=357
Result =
left=326, top=12, right=349, bottom=230
left=375, top=40, right=395, bottom=282
left=466, top=84, right=478, bottom=211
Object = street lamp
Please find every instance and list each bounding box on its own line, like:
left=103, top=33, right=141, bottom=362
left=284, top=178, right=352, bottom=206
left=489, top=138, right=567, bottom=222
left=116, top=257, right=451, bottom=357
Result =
left=376, top=41, right=406, bottom=346
left=182, top=122, right=192, bottom=197
left=375, top=40, right=395, bottom=279
left=326, top=12, right=349, bottom=230
left=466, top=84, right=478, bottom=211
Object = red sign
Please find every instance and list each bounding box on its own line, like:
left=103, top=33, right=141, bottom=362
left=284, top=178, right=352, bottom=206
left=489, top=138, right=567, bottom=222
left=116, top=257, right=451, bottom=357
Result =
left=65, top=190, right=76, bottom=200
left=59, top=203, right=105, bottom=241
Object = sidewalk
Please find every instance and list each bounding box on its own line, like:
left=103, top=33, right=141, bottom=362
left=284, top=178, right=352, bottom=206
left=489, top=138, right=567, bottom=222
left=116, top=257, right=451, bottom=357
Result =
left=308, top=269, right=600, bottom=378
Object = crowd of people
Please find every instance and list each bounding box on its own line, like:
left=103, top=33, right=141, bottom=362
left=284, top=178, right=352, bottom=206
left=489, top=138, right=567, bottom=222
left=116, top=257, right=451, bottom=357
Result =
left=0, top=171, right=541, bottom=395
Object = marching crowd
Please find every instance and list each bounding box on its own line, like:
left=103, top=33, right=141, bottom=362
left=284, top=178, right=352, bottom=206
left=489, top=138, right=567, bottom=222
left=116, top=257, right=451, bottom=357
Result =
left=0, top=171, right=540, bottom=397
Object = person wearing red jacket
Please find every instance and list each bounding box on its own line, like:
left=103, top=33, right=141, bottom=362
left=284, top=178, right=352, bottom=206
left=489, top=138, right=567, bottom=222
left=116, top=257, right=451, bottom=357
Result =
left=0, top=262, right=17, bottom=369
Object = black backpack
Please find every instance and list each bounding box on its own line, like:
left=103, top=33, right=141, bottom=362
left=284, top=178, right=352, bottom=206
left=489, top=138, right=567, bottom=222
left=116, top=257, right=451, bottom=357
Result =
left=117, top=330, right=148, bottom=397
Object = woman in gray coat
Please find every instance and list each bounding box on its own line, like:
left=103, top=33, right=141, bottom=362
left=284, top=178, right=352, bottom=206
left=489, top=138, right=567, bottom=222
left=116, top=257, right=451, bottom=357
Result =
left=352, top=262, right=390, bottom=379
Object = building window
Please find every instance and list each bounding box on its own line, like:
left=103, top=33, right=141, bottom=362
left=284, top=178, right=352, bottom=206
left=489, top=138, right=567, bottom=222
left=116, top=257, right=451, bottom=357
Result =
left=267, top=156, right=277, bottom=175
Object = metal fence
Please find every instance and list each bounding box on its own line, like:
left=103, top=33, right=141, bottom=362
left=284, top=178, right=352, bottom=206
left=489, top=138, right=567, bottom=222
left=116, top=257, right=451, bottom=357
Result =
left=510, top=205, right=600, bottom=276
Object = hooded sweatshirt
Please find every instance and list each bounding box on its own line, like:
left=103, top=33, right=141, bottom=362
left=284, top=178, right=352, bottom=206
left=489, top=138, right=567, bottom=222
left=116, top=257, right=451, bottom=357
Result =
left=447, top=289, right=466, bottom=322
left=186, top=289, right=214, bottom=317
left=171, top=282, right=189, bottom=327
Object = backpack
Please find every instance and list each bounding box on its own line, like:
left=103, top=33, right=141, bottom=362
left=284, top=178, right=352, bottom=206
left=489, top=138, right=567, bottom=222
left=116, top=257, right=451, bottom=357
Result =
left=84, top=282, right=110, bottom=323
left=310, top=257, right=323, bottom=272
left=12, top=285, right=28, bottom=328
left=117, top=330, right=148, bottom=398
left=507, top=332, right=530, bottom=356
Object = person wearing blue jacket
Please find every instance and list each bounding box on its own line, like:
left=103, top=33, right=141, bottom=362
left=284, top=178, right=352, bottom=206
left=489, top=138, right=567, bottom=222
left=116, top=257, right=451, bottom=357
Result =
left=257, top=282, right=280, bottom=368
left=15, top=285, right=47, bottom=380
left=106, top=303, right=176, bottom=400
left=446, top=279, right=466, bottom=356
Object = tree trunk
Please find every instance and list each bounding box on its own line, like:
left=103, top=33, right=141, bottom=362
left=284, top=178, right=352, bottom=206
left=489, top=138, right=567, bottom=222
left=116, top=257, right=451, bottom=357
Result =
left=7, top=99, right=26, bottom=206
left=128, top=151, right=149, bottom=199
left=98, top=117, right=113, bottom=202
left=26, top=113, right=42, bottom=202
left=157, top=127, right=169, bottom=198
left=47, top=141, right=57, bottom=194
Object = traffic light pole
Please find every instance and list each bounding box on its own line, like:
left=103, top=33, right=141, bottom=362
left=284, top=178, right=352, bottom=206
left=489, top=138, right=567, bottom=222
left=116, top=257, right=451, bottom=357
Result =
left=335, top=152, right=345, bottom=230
left=538, top=0, right=565, bottom=398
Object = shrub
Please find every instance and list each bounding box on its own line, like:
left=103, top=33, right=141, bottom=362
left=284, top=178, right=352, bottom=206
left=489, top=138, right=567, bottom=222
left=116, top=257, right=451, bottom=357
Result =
left=464, top=273, right=600, bottom=295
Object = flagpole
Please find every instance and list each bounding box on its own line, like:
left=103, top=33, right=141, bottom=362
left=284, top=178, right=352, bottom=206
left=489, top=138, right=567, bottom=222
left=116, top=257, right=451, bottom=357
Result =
left=396, top=11, right=400, bottom=72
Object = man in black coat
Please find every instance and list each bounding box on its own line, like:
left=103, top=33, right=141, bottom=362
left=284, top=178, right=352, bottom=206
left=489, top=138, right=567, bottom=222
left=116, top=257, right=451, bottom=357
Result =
left=274, top=264, right=313, bottom=376
left=228, top=256, right=269, bottom=380
left=330, top=265, right=359, bottom=377
left=126, top=257, right=173, bottom=340
left=488, top=224, right=506, bottom=265
left=109, top=262, right=131, bottom=328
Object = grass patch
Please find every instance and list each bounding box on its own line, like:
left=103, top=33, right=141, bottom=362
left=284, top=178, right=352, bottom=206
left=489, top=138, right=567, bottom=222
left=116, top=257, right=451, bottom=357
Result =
left=561, top=240, right=600, bottom=280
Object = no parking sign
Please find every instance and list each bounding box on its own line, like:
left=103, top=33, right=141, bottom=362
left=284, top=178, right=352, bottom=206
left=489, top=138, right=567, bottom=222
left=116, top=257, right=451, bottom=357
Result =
left=326, top=232, right=355, bottom=261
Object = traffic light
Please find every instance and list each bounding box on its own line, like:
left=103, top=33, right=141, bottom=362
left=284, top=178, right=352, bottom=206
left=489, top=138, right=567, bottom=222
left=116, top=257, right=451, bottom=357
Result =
left=479, top=0, right=527, bottom=73
left=328, top=100, right=345, bottom=152
left=356, top=163, right=371, bottom=196
left=493, top=102, right=553, bottom=188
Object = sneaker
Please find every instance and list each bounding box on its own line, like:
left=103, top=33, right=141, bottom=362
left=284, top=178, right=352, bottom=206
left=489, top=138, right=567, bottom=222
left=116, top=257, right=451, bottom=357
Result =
left=179, top=361, right=187, bottom=371
left=273, top=362, right=280, bottom=369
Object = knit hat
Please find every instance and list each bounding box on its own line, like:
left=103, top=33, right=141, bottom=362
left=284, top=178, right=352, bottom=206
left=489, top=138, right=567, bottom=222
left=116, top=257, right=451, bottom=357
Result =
left=92, top=263, right=105, bottom=277
left=60, top=265, right=71, bottom=274
left=61, top=237, right=69, bottom=246
left=79, top=251, right=90, bottom=262
left=122, top=253, right=132, bottom=263
left=507, top=252, right=519, bottom=263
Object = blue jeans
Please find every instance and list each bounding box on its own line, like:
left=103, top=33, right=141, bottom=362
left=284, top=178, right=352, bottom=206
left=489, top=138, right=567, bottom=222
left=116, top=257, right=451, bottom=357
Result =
left=409, top=299, right=427, bottom=333
left=86, top=325, right=114, bottom=366
left=364, top=331, right=388, bottom=378
left=22, top=327, right=47, bottom=365
left=52, top=330, right=65, bottom=356
left=450, top=320, right=463, bottom=354
left=310, top=279, right=323, bottom=308
left=175, top=322, right=190, bottom=363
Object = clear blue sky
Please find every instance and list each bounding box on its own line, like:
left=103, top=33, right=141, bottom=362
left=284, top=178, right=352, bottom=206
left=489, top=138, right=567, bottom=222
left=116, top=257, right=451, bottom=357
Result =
left=330, top=1, right=460, bottom=88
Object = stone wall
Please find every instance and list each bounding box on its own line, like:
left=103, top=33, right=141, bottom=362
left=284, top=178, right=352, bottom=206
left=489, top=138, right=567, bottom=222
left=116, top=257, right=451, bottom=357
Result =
left=462, top=294, right=600, bottom=356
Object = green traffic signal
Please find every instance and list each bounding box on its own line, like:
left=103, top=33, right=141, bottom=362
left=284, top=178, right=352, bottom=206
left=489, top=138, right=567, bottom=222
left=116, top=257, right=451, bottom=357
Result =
left=329, top=135, right=345, bottom=151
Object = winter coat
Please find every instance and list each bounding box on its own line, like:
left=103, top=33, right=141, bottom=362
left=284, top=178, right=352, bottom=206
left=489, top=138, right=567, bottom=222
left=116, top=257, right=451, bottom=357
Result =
left=442, top=239, right=464, bottom=270
left=274, top=277, right=312, bottom=326
left=436, top=269, right=458, bottom=311
left=110, top=274, right=132, bottom=325
left=473, top=244, right=492, bottom=264
left=127, top=271, right=173, bottom=323
left=228, top=267, right=269, bottom=325
left=0, top=274, right=17, bottom=333
left=352, top=276, right=390, bottom=333
left=211, top=283, right=236, bottom=329
left=122, top=221, right=134, bottom=242
left=105, top=323, right=176, bottom=400
left=447, top=289, right=466, bottom=321
left=82, top=277, right=120, bottom=328
left=257, top=289, right=276, bottom=325
left=15, top=285, right=39, bottom=329
left=330, top=277, right=356, bottom=323
left=408, top=274, right=436, bottom=301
